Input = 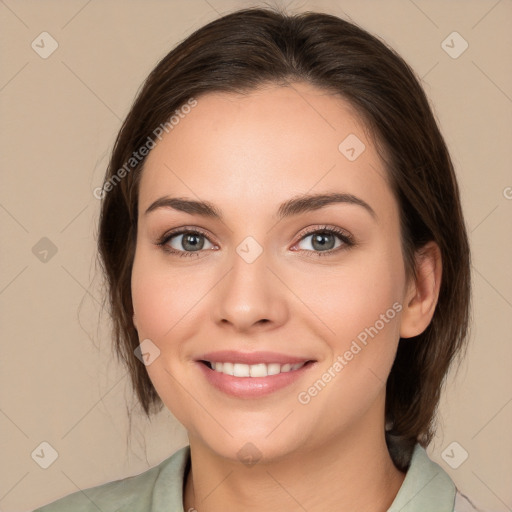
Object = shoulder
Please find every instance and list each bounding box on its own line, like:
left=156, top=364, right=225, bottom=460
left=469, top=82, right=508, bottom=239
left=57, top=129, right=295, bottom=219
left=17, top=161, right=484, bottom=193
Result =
left=32, top=445, right=190, bottom=512
left=388, top=444, right=484, bottom=512
left=388, top=443, right=456, bottom=511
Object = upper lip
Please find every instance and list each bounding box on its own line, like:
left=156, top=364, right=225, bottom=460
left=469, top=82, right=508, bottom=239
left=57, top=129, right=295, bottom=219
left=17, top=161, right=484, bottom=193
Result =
left=197, top=350, right=315, bottom=365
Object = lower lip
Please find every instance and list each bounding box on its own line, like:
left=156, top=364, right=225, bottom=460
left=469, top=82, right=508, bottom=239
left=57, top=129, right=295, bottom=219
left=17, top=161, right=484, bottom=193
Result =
left=196, top=361, right=315, bottom=399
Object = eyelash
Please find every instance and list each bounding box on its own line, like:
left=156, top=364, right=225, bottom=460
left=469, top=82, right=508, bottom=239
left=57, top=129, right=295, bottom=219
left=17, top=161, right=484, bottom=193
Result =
left=156, top=225, right=355, bottom=258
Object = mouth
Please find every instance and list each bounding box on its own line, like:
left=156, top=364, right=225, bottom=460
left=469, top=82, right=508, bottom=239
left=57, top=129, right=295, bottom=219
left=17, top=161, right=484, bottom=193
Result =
left=199, top=360, right=314, bottom=377
left=194, top=352, right=317, bottom=398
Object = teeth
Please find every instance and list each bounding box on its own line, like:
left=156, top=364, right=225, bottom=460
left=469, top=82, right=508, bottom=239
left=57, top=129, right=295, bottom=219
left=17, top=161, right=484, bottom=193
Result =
left=267, top=363, right=281, bottom=376
left=249, top=363, right=267, bottom=377
left=222, top=362, right=234, bottom=375
left=233, top=363, right=250, bottom=377
left=208, top=361, right=306, bottom=377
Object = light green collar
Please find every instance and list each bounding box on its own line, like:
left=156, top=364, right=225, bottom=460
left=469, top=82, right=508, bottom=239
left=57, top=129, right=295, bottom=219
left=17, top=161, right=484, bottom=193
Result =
left=387, top=444, right=456, bottom=511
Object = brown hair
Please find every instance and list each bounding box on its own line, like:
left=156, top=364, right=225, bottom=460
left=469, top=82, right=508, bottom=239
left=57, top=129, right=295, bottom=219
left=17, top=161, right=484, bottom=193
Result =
left=98, top=6, right=471, bottom=469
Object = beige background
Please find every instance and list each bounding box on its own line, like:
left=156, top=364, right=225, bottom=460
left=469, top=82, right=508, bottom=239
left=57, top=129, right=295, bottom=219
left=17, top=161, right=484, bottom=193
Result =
left=0, top=0, right=511, bottom=510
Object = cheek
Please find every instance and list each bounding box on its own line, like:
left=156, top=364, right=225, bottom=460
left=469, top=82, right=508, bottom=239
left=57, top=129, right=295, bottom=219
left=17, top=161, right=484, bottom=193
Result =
left=130, top=251, right=198, bottom=422
left=292, top=255, right=405, bottom=430
left=299, top=253, right=404, bottom=337
left=131, top=267, right=172, bottom=341
left=131, top=249, right=202, bottom=341
left=297, top=245, right=406, bottom=387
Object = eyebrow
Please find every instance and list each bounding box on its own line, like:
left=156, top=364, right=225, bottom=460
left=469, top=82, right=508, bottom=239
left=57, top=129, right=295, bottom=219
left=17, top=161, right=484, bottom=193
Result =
left=144, top=192, right=377, bottom=220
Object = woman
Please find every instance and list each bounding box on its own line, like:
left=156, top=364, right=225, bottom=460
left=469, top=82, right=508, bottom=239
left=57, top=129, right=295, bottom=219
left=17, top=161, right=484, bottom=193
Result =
left=34, top=6, right=478, bottom=511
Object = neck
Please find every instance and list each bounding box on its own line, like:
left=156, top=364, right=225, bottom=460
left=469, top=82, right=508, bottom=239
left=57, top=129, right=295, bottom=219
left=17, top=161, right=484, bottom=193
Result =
left=183, top=416, right=405, bottom=512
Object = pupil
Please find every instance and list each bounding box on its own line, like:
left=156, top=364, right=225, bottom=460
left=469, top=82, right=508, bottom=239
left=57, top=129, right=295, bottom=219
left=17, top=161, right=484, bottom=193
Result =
left=183, top=234, right=203, bottom=251
left=313, top=233, right=334, bottom=251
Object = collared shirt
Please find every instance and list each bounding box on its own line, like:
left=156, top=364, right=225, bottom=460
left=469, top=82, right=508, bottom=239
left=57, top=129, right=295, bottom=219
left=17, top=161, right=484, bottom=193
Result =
left=33, top=444, right=478, bottom=511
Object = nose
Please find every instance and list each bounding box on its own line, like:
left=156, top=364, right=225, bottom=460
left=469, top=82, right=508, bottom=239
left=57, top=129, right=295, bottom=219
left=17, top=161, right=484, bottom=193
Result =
left=211, top=245, right=289, bottom=333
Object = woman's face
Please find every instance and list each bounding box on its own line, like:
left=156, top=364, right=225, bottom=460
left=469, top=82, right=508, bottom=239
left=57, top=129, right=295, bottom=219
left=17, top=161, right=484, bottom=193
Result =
left=132, top=82, right=410, bottom=461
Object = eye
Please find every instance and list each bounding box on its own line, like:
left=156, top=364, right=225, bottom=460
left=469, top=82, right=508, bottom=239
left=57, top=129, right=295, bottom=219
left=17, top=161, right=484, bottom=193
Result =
left=156, top=225, right=354, bottom=258
left=293, top=226, right=354, bottom=256
left=157, top=228, right=216, bottom=257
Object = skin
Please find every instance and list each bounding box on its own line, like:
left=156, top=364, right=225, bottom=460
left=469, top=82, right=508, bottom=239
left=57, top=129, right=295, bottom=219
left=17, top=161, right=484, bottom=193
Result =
left=131, top=82, right=442, bottom=512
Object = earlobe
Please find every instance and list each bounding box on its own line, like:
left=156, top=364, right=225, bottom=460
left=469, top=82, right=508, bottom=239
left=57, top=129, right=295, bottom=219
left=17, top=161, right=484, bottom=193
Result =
left=400, top=241, right=442, bottom=339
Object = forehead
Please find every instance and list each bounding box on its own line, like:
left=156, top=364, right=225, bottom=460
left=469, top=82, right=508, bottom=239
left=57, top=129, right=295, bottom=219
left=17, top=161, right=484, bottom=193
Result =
left=138, top=82, right=395, bottom=222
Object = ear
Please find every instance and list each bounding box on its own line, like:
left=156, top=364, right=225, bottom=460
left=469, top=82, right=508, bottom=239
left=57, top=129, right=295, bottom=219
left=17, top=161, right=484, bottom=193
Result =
left=400, top=241, right=442, bottom=338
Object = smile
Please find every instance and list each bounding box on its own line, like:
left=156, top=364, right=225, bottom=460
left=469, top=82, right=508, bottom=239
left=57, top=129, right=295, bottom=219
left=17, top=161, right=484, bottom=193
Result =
left=196, top=357, right=316, bottom=399
left=202, top=361, right=307, bottom=377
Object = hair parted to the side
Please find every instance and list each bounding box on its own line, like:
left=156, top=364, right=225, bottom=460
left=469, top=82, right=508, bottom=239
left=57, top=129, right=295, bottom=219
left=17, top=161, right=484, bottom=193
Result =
left=98, top=7, right=471, bottom=470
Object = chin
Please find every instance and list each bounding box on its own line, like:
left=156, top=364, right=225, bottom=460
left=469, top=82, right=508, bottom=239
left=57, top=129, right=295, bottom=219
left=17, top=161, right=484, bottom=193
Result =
left=186, top=416, right=310, bottom=465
